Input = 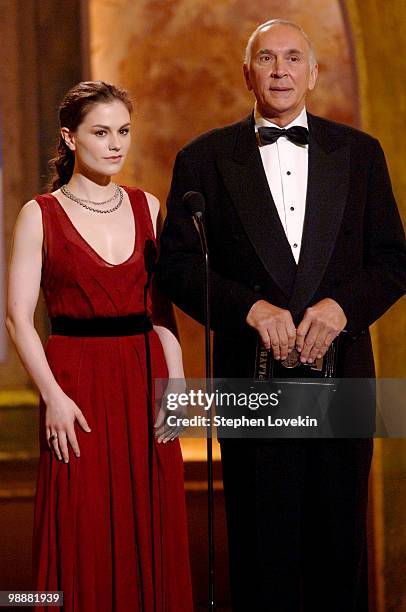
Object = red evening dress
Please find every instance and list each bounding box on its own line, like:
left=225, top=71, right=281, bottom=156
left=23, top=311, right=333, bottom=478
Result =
left=32, top=187, right=193, bottom=611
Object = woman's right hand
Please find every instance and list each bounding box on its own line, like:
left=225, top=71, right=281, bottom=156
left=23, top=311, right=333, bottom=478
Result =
left=45, top=390, right=92, bottom=462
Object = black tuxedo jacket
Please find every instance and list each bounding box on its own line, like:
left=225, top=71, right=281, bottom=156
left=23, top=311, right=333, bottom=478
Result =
left=156, top=113, right=406, bottom=378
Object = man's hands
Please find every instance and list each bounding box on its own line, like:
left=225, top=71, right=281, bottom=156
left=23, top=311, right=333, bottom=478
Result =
left=246, top=298, right=347, bottom=362
left=246, top=300, right=296, bottom=360
left=295, top=298, right=347, bottom=362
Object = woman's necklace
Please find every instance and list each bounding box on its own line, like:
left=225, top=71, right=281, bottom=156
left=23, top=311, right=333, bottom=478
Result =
left=60, top=183, right=123, bottom=214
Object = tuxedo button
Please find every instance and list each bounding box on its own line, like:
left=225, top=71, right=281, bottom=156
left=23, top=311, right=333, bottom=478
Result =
left=293, top=243, right=298, bottom=248
left=290, top=206, right=295, bottom=211
left=287, top=171, right=291, bottom=175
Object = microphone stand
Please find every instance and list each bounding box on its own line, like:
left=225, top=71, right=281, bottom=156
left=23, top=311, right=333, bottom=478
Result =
left=193, top=212, right=215, bottom=611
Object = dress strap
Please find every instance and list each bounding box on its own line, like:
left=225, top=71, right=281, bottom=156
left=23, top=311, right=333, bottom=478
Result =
left=34, top=193, right=61, bottom=275
left=125, top=187, right=156, bottom=243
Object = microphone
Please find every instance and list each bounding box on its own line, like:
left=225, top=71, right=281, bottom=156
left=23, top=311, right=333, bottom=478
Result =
left=183, top=190, right=205, bottom=219
left=182, top=190, right=215, bottom=610
left=183, top=191, right=208, bottom=255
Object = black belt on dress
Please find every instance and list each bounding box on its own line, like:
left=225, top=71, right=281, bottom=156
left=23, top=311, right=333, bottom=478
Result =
left=50, top=314, right=153, bottom=337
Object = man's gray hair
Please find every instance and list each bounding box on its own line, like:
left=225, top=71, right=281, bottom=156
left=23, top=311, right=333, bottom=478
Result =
left=244, top=19, right=317, bottom=67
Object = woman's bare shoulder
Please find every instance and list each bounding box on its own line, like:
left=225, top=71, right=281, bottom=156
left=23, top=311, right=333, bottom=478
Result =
left=14, top=199, right=43, bottom=239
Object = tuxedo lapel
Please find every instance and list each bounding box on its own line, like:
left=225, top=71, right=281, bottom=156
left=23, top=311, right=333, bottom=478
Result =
left=218, top=115, right=297, bottom=299
left=217, top=113, right=351, bottom=310
left=288, top=114, right=350, bottom=317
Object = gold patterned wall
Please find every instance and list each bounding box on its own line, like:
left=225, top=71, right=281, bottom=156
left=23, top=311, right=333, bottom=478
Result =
left=89, top=0, right=356, bottom=198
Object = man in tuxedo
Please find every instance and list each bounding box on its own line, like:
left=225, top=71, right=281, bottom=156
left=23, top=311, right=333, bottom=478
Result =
left=156, top=19, right=406, bottom=611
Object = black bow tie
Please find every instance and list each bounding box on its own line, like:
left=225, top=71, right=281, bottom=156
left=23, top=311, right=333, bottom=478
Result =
left=257, top=125, right=309, bottom=146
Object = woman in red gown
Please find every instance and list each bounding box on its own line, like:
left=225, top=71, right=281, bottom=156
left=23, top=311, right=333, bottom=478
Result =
left=6, top=81, right=193, bottom=611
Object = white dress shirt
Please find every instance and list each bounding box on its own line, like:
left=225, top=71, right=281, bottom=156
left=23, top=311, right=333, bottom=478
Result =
left=255, top=107, right=308, bottom=264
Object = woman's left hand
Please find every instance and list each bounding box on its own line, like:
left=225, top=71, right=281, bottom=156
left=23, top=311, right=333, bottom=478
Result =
left=154, top=379, right=187, bottom=443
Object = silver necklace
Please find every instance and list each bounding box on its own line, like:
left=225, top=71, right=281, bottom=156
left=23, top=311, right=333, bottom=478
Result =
left=61, top=183, right=120, bottom=205
left=61, top=184, right=124, bottom=214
